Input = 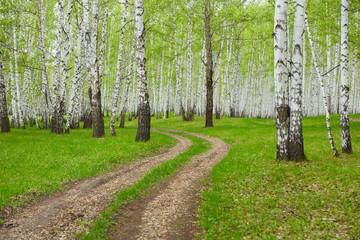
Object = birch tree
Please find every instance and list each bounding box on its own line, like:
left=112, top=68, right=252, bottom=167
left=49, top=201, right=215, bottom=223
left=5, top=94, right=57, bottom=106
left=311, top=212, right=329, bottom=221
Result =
left=289, top=0, right=306, bottom=161
left=0, top=43, right=10, bottom=133
left=89, top=0, right=105, bottom=138
left=60, top=0, right=73, bottom=133
left=273, top=0, right=289, bottom=160
left=305, top=13, right=339, bottom=156
left=110, top=1, right=128, bottom=136
left=51, top=0, right=65, bottom=133
left=135, top=0, right=151, bottom=141
left=340, top=0, right=352, bottom=154
left=37, top=0, right=50, bottom=129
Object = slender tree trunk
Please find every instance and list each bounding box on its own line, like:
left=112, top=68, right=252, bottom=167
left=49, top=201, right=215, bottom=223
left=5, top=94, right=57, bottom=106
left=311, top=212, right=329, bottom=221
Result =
left=88, top=0, right=105, bottom=138
left=66, top=8, right=84, bottom=133
left=120, top=17, right=136, bottom=128
left=340, top=0, right=352, bottom=153
left=135, top=0, right=151, bottom=141
left=110, top=1, right=128, bottom=136
left=185, top=0, right=194, bottom=121
left=60, top=0, right=73, bottom=133
left=52, top=0, right=65, bottom=133
left=226, top=25, right=234, bottom=116
left=13, top=21, right=24, bottom=129
left=204, top=0, right=213, bottom=128
left=305, top=13, right=339, bottom=156
left=289, top=0, right=306, bottom=161
left=37, top=0, right=50, bottom=129
left=274, top=0, right=289, bottom=160
left=173, top=0, right=181, bottom=116
left=0, top=43, right=10, bottom=133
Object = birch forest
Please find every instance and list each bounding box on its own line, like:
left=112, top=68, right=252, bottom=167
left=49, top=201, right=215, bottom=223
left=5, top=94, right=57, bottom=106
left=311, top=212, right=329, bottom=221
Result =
left=1, top=0, right=360, bottom=238
left=0, top=0, right=359, bottom=148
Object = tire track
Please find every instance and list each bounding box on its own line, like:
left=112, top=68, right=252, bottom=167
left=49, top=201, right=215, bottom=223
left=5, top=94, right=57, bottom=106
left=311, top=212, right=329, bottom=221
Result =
left=0, top=131, right=192, bottom=240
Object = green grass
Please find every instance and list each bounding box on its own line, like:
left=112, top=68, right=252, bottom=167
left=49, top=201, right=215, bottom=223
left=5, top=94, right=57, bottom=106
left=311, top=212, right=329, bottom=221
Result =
left=0, top=117, right=176, bottom=211
left=1, top=112, right=359, bottom=238
left=79, top=132, right=211, bottom=239
left=150, top=113, right=360, bottom=239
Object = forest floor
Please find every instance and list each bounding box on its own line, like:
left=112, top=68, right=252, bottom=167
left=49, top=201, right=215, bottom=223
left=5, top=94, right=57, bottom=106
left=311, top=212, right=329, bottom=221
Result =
left=0, top=130, right=228, bottom=239
left=1, top=114, right=359, bottom=239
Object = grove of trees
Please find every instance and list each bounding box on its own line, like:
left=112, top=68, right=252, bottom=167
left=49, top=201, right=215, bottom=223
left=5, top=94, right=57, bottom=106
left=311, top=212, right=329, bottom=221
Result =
left=0, top=0, right=359, bottom=158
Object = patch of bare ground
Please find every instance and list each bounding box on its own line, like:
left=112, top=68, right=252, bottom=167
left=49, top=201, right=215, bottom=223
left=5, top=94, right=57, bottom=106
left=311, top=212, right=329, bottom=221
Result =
left=350, top=118, right=360, bottom=122
left=111, top=131, right=229, bottom=240
left=0, top=131, right=192, bottom=240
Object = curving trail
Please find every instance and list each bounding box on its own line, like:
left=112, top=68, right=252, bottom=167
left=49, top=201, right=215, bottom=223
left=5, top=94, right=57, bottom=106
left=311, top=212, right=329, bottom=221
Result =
left=0, top=131, right=192, bottom=240
left=111, top=131, right=230, bottom=240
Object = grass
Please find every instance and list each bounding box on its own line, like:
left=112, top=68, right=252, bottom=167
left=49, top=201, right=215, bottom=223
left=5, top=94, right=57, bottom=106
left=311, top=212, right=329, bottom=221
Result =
left=0, top=118, right=176, bottom=211
left=149, top=113, right=360, bottom=239
left=1, top=112, right=359, bottom=238
left=79, top=132, right=211, bottom=239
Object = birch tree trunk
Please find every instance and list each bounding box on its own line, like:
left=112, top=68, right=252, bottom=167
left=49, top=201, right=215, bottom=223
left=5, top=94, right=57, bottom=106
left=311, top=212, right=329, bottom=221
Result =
left=120, top=17, right=136, bottom=128
left=110, top=1, right=128, bottom=136
left=0, top=43, right=10, bottom=132
left=340, top=0, right=352, bottom=153
left=37, top=0, right=50, bottom=129
left=289, top=0, right=306, bottom=161
left=305, top=13, right=339, bottom=156
left=226, top=25, right=234, bottom=117
left=52, top=0, right=65, bottom=133
left=60, top=0, right=73, bottom=133
left=88, top=0, right=105, bottom=138
left=214, top=25, right=225, bottom=119
left=66, top=8, right=84, bottom=133
left=13, top=22, right=24, bottom=129
left=273, top=0, right=289, bottom=159
left=173, top=0, right=181, bottom=116
left=185, top=0, right=194, bottom=121
left=204, top=0, right=213, bottom=128
left=135, top=0, right=151, bottom=141
left=98, top=2, right=109, bottom=91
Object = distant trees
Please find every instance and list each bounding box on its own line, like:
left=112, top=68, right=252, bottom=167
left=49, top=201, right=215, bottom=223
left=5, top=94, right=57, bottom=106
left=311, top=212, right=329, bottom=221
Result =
left=0, top=0, right=358, bottom=157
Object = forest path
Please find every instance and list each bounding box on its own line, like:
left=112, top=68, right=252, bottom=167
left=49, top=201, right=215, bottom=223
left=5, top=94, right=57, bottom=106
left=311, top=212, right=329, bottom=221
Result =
left=110, top=130, right=229, bottom=240
left=0, top=131, right=192, bottom=240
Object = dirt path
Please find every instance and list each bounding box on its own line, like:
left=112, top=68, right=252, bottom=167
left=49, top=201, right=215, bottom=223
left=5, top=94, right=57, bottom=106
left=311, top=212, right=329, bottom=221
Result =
left=111, top=131, right=229, bottom=240
left=0, top=131, right=192, bottom=240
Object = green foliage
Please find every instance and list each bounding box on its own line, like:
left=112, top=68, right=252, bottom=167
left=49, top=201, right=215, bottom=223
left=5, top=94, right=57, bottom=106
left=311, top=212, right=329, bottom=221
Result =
left=0, top=117, right=176, bottom=211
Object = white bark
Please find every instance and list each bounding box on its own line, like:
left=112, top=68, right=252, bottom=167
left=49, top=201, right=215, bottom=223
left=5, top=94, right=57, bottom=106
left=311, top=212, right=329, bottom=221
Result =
left=173, top=0, right=181, bottom=116
left=61, top=0, right=73, bottom=132
left=273, top=0, right=289, bottom=159
left=110, top=1, right=128, bottom=136
left=289, top=0, right=306, bottom=161
left=135, top=0, right=151, bottom=141
left=66, top=7, right=84, bottom=133
left=305, top=12, right=338, bottom=156
left=52, top=0, right=65, bottom=133
left=340, top=0, right=352, bottom=153
left=185, top=0, right=194, bottom=118
left=37, top=0, right=50, bottom=129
